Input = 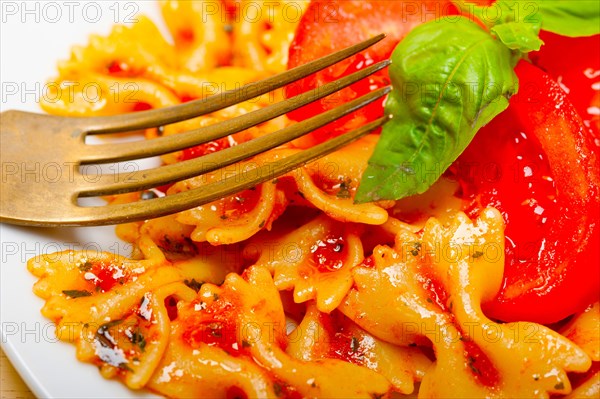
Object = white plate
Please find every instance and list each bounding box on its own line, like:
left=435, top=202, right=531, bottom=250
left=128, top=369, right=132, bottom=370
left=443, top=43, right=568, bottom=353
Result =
left=1, top=2, right=168, bottom=397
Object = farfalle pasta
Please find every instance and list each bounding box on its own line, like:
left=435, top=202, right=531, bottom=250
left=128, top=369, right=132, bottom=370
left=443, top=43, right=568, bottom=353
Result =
left=28, top=1, right=599, bottom=398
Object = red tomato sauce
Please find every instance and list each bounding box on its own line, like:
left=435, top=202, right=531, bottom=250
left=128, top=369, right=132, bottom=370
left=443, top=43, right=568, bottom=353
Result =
left=222, top=187, right=261, bottom=218
left=84, top=261, right=130, bottom=292
left=462, top=338, right=501, bottom=388
left=309, top=234, right=347, bottom=273
left=320, top=311, right=366, bottom=365
left=182, top=295, right=245, bottom=356
left=180, top=138, right=232, bottom=161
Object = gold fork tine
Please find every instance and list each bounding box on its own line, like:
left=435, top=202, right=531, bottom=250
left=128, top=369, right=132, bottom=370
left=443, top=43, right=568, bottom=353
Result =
left=0, top=34, right=391, bottom=227
left=81, top=34, right=386, bottom=135
left=78, top=87, right=391, bottom=197
left=80, top=60, right=391, bottom=164
left=74, top=117, right=389, bottom=226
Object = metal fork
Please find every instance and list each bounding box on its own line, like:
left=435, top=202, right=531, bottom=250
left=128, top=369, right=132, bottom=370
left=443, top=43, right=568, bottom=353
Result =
left=0, top=34, right=390, bottom=227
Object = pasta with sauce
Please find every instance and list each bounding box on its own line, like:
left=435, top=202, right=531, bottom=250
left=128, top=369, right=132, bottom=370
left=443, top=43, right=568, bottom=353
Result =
left=29, top=1, right=599, bottom=398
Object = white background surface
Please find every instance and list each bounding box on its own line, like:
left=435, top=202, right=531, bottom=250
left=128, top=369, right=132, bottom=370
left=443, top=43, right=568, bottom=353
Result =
left=1, top=1, right=168, bottom=397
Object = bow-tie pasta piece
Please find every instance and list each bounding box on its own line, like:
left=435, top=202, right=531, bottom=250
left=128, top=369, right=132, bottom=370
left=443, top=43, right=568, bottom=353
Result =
left=287, top=302, right=431, bottom=395
left=246, top=214, right=363, bottom=313
left=340, top=209, right=592, bottom=398
left=28, top=250, right=196, bottom=389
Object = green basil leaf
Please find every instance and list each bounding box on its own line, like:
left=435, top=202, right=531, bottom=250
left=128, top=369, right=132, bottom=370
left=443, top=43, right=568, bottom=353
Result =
left=355, top=17, right=518, bottom=203
left=535, top=0, right=600, bottom=37
left=62, top=289, right=92, bottom=298
left=453, top=0, right=541, bottom=28
left=491, top=21, right=543, bottom=52
left=453, top=0, right=543, bottom=53
left=184, top=278, right=204, bottom=292
left=455, top=0, right=599, bottom=38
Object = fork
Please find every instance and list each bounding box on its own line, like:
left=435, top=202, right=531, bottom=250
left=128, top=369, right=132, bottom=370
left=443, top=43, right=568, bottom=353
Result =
left=0, top=34, right=390, bottom=227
